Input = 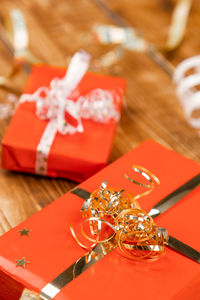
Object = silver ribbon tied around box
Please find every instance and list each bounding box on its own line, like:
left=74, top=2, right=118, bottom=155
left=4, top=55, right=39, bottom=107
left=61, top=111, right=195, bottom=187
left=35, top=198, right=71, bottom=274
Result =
left=19, top=50, right=121, bottom=175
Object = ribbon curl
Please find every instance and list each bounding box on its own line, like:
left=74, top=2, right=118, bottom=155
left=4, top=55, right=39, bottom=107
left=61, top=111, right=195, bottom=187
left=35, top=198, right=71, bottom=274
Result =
left=70, top=166, right=168, bottom=261
left=174, top=55, right=200, bottom=129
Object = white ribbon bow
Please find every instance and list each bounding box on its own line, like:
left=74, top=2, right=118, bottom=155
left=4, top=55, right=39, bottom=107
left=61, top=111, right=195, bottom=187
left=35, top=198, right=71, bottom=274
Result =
left=19, top=50, right=120, bottom=175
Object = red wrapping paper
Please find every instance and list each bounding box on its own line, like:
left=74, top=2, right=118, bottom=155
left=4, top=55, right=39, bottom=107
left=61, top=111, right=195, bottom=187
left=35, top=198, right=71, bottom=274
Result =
left=0, top=140, right=200, bottom=300
left=2, top=65, right=126, bottom=182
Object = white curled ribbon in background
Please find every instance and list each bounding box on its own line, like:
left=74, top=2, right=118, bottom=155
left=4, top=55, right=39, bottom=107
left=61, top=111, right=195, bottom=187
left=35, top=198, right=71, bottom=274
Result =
left=19, top=50, right=121, bottom=175
left=173, top=55, right=200, bottom=129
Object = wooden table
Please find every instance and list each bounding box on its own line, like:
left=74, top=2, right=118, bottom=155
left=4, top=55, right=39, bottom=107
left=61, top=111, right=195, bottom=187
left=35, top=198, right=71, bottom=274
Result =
left=0, top=0, right=200, bottom=235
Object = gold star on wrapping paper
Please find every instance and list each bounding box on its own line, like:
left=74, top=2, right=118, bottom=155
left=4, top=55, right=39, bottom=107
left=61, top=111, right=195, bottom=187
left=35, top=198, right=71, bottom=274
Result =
left=16, top=257, right=30, bottom=268
left=19, top=228, right=31, bottom=236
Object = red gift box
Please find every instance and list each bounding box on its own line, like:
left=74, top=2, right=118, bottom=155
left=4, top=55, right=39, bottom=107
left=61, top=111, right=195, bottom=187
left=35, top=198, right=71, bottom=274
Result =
left=2, top=64, right=126, bottom=182
left=0, top=140, right=200, bottom=300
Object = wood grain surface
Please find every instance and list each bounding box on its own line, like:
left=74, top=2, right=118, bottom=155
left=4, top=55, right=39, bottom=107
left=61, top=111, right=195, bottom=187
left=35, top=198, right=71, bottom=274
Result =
left=0, top=0, right=200, bottom=236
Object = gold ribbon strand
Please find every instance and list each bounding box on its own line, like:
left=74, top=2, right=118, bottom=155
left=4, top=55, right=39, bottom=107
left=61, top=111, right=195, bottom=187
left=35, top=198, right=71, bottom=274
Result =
left=70, top=165, right=168, bottom=261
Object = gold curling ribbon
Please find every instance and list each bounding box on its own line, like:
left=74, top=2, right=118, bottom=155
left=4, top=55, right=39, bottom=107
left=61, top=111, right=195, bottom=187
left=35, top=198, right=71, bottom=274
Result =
left=0, top=9, right=40, bottom=95
left=4, top=9, right=40, bottom=71
left=70, top=166, right=168, bottom=261
left=166, top=0, right=192, bottom=51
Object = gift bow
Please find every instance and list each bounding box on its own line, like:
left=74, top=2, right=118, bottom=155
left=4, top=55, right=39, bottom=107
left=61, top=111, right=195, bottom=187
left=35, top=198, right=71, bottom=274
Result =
left=19, top=50, right=120, bottom=175
left=70, top=166, right=168, bottom=261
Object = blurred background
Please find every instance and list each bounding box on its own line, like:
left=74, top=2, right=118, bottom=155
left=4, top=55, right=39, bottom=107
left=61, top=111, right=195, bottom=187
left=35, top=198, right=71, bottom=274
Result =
left=0, top=0, right=200, bottom=235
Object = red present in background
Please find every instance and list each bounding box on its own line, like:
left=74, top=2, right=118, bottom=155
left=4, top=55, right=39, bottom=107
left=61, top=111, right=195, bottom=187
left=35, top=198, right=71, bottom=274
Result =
left=2, top=62, right=126, bottom=182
